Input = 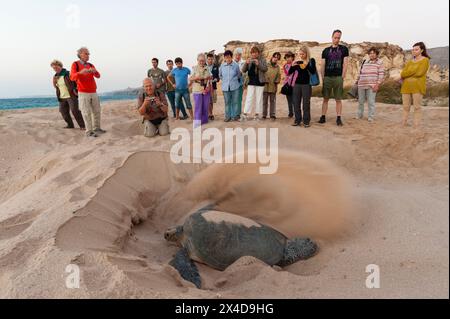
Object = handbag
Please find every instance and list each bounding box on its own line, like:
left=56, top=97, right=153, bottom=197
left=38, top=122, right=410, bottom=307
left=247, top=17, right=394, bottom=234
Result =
left=348, top=85, right=359, bottom=98
left=309, top=71, right=320, bottom=86
left=281, top=83, right=293, bottom=96
left=347, top=60, right=367, bottom=99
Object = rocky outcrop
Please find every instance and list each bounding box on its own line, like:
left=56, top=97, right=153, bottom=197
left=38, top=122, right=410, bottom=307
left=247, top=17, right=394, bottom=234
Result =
left=223, top=40, right=449, bottom=87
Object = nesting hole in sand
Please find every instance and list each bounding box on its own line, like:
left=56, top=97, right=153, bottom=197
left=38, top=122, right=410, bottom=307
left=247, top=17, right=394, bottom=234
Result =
left=55, top=150, right=355, bottom=290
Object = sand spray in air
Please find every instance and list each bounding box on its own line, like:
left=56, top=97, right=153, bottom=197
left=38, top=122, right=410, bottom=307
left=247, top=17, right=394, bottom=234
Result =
left=185, top=150, right=357, bottom=240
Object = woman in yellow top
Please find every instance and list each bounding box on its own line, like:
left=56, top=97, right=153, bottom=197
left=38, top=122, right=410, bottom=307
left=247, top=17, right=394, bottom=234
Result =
left=400, top=42, right=430, bottom=127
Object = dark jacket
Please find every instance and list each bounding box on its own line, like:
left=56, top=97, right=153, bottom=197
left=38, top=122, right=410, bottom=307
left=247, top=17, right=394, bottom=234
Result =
left=53, top=69, right=78, bottom=102
left=288, top=58, right=317, bottom=85
left=241, top=57, right=268, bottom=84
left=208, top=64, right=220, bottom=90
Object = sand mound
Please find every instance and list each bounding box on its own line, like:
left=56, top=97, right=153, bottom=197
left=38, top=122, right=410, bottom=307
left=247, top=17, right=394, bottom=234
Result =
left=55, top=150, right=355, bottom=291
left=55, top=152, right=203, bottom=253
left=56, top=151, right=354, bottom=253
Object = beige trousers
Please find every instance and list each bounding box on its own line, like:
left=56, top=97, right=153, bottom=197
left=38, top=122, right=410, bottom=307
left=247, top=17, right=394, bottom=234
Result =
left=78, top=93, right=101, bottom=132
left=144, top=119, right=170, bottom=137
left=402, top=93, right=423, bottom=127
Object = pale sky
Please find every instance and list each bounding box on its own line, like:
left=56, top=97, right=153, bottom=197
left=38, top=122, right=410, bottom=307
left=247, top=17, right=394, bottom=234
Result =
left=0, top=0, right=448, bottom=98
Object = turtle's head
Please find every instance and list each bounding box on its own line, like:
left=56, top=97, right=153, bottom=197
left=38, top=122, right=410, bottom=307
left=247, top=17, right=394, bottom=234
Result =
left=164, top=226, right=184, bottom=245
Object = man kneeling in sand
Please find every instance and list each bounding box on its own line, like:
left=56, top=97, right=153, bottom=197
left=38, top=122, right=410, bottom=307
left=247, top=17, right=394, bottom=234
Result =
left=138, top=78, right=170, bottom=137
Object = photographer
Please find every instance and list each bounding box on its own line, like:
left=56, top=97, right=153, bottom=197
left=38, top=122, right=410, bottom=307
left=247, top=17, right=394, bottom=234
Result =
left=70, top=47, right=105, bottom=138
left=137, top=78, right=170, bottom=138
left=241, top=46, right=268, bottom=121
left=288, top=45, right=317, bottom=128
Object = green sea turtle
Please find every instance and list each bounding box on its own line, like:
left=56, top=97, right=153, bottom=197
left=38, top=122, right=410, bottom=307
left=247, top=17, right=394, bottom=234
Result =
left=164, top=206, right=318, bottom=289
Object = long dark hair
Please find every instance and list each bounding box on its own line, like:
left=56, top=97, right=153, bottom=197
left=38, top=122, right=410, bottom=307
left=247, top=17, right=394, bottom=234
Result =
left=413, top=42, right=431, bottom=59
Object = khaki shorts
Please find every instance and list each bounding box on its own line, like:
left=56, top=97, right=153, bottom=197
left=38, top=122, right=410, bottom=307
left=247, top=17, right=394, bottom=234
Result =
left=322, top=76, right=345, bottom=100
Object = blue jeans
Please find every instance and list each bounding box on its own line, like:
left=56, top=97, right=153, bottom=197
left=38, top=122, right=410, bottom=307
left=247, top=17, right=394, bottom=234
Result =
left=223, top=89, right=240, bottom=120
left=175, top=89, right=192, bottom=117
left=237, top=85, right=244, bottom=117
left=358, top=87, right=377, bottom=120
left=166, top=91, right=186, bottom=117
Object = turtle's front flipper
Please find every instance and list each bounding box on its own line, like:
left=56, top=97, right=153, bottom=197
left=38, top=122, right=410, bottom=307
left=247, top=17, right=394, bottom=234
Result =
left=277, top=238, right=318, bottom=267
left=169, top=248, right=201, bottom=289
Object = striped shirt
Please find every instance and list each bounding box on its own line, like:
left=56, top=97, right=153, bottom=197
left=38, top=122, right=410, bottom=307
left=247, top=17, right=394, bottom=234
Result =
left=357, top=59, right=385, bottom=89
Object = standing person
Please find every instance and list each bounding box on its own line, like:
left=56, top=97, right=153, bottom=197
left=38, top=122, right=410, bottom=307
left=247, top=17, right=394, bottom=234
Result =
left=137, top=78, right=170, bottom=137
left=70, top=47, right=105, bottom=138
left=191, top=53, right=213, bottom=126
left=319, top=30, right=349, bottom=126
left=165, top=60, right=187, bottom=119
left=50, top=60, right=85, bottom=130
left=355, top=47, right=385, bottom=123
left=241, top=46, right=268, bottom=121
left=148, top=58, right=166, bottom=95
left=263, top=53, right=281, bottom=120
left=234, top=48, right=245, bottom=119
left=283, top=52, right=296, bottom=118
left=167, top=57, right=194, bottom=120
left=272, top=52, right=282, bottom=61
left=206, top=53, right=220, bottom=121
left=400, top=42, right=430, bottom=128
left=289, top=46, right=317, bottom=128
left=219, top=50, right=242, bottom=122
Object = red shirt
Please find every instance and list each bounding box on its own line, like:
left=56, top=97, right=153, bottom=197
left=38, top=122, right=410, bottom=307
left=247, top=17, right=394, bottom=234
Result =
left=70, top=61, right=101, bottom=93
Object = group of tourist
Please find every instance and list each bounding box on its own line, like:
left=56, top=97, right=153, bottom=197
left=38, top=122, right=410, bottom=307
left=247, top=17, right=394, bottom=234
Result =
left=50, top=30, right=431, bottom=138
left=50, top=47, right=106, bottom=138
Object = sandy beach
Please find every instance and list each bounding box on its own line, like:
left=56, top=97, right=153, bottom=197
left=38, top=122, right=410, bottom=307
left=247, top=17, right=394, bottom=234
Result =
left=0, top=96, right=448, bottom=299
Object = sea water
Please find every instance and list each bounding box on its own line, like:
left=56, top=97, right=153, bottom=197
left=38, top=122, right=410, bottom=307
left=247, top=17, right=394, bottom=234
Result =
left=0, top=94, right=135, bottom=111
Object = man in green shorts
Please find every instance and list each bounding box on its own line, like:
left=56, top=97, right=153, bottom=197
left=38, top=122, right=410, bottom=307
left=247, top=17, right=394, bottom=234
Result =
left=319, top=30, right=349, bottom=126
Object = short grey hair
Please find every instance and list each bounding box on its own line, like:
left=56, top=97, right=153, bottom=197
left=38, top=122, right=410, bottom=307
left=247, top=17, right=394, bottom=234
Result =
left=197, top=53, right=206, bottom=61
left=143, top=78, right=155, bottom=87
left=77, top=47, right=90, bottom=59
left=234, top=48, right=243, bottom=55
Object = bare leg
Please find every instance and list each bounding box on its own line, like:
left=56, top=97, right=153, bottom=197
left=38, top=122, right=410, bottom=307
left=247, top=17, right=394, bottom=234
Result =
left=402, top=94, right=411, bottom=127
left=336, top=100, right=343, bottom=116
left=322, top=98, right=329, bottom=116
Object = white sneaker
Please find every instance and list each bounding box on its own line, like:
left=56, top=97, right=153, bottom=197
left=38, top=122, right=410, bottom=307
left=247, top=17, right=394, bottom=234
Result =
left=254, top=114, right=260, bottom=121
left=368, top=118, right=375, bottom=123
left=240, top=114, right=248, bottom=122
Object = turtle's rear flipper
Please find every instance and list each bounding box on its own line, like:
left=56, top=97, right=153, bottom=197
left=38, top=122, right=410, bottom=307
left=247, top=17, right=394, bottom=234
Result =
left=169, top=248, right=201, bottom=289
left=277, top=238, right=318, bottom=267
